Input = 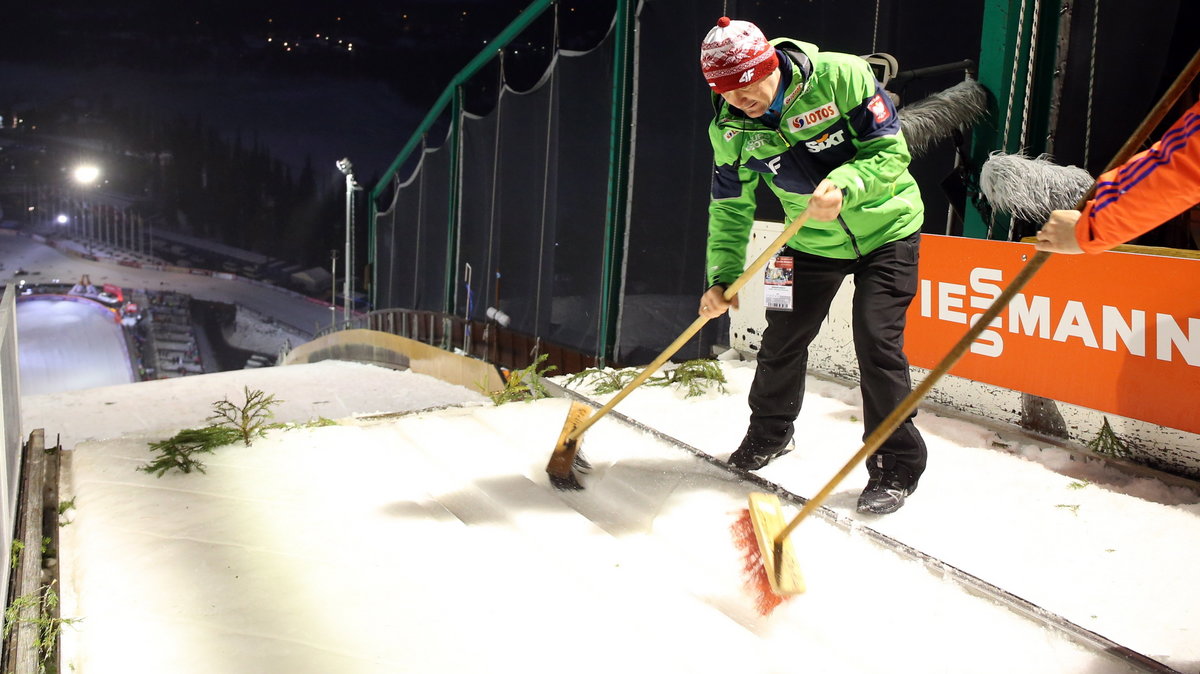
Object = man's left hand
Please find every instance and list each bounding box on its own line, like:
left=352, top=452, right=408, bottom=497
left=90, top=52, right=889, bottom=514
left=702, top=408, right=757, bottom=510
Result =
left=808, top=179, right=844, bottom=221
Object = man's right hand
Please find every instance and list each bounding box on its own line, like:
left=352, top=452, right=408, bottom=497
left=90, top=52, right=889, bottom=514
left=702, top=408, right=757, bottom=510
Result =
left=1035, top=210, right=1085, bottom=254
left=699, top=284, right=738, bottom=318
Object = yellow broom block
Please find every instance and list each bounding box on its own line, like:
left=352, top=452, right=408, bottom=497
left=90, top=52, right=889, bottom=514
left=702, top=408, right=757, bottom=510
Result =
left=747, top=492, right=805, bottom=596
left=545, top=401, right=593, bottom=490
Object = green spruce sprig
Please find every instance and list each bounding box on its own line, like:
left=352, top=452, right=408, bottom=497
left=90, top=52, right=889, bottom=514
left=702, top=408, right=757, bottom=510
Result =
left=2, top=582, right=81, bottom=674
left=1086, top=417, right=1133, bottom=459
left=646, top=359, right=727, bottom=398
left=138, top=426, right=243, bottom=476
left=565, top=359, right=727, bottom=399
left=208, top=386, right=283, bottom=446
left=57, top=498, right=76, bottom=527
left=486, top=354, right=557, bottom=405
left=139, top=388, right=283, bottom=476
left=562, top=367, right=640, bottom=395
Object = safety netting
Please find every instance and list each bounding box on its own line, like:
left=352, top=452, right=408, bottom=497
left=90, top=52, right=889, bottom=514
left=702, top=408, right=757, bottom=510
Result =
left=454, top=43, right=612, bottom=358
left=374, top=131, right=452, bottom=313
left=370, top=0, right=1194, bottom=369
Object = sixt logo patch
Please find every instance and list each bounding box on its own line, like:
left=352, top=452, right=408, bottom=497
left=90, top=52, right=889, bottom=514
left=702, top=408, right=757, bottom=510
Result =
left=867, top=94, right=891, bottom=123
left=787, top=102, right=839, bottom=131
left=805, top=129, right=846, bottom=151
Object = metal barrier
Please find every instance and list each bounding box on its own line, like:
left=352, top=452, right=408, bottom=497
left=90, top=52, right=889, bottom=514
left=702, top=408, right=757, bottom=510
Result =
left=0, top=285, right=22, bottom=595
left=316, top=306, right=601, bottom=376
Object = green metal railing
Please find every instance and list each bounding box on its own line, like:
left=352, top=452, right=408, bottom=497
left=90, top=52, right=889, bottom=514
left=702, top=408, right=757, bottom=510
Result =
left=367, top=0, right=633, bottom=366
left=597, top=0, right=635, bottom=367
left=963, top=0, right=1064, bottom=238
left=368, top=0, right=554, bottom=315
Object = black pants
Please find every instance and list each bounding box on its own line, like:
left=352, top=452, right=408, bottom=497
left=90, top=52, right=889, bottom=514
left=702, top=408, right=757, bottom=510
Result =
left=746, top=231, right=927, bottom=480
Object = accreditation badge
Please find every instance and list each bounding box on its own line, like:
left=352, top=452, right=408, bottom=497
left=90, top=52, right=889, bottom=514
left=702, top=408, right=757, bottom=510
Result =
left=763, top=253, right=794, bottom=311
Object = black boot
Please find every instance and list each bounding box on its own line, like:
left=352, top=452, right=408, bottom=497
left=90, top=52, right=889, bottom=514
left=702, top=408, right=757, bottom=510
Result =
left=728, top=433, right=795, bottom=471
left=857, top=453, right=918, bottom=514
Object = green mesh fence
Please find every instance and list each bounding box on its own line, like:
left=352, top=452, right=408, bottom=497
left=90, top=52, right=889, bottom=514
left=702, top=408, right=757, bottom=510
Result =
left=369, top=0, right=1191, bottom=368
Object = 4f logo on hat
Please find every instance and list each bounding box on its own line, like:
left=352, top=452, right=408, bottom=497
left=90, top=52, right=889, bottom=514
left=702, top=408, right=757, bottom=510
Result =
left=739, top=68, right=755, bottom=83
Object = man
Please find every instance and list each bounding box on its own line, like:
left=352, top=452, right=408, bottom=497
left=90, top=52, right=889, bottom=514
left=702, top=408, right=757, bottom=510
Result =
left=1036, top=98, right=1200, bottom=254
left=698, top=17, right=927, bottom=514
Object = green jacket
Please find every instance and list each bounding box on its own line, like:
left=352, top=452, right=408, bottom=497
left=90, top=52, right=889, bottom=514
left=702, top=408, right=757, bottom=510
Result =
left=706, top=38, right=924, bottom=287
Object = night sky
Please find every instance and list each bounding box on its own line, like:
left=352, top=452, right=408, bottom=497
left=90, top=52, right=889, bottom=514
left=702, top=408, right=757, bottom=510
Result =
left=0, top=1, right=617, bottom=272
left=0, top=1, right=614, bottom=180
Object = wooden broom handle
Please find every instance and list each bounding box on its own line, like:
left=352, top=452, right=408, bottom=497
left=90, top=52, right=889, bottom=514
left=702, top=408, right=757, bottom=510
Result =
left=1101, top=47, right=1200, bottom=176
left=566, top=209, right=812, bottom=441
left=776, top=47, right=1200, bottom=547
left=776, top=249, right=1050, bottom=546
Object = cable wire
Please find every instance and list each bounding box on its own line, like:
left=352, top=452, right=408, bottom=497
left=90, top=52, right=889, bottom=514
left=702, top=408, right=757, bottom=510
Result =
left=533, top=5, right=561, bottom=357
left=1085, top=0, right=1100, bottom=167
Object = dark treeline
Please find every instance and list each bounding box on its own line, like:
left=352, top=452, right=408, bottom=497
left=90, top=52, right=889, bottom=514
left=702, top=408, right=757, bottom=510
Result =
left=1, top=0, right=621, bottom=291
left=161, top=116, right=342, bottom=268
left=9, top=96, right=348, bottom=276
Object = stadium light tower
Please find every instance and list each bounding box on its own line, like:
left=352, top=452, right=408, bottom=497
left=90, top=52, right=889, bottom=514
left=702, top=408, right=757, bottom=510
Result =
left=72, top=164, right=101, bottom=186
left=336, top=158, right=362, bottom=324
left=71, top=163, right=101, bottom=242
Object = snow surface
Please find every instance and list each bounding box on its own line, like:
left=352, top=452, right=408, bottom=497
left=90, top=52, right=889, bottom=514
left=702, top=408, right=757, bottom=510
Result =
left=222, top=305, right=308, bottom=356
left=16, top=298, right=135, bottom=395
left=20, top=359, right=1200, bottom=674
left=0, top=232, right=334, bottom=338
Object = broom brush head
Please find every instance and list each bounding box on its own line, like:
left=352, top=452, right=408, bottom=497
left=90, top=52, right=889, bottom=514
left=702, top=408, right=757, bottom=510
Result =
left=898, top=78, right=989, bottom=157
left=546, top=443, right=591, bottom=491
left=546, top=401, right=594, bottom=491
left=731, top=507, right=787, bottom=616
left=731, top=493, right=806, bottom=615
left=980, top=152, right=1094, bottom=223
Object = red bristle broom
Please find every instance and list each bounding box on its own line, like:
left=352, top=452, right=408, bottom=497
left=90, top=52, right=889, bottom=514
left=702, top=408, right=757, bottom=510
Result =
left=732, top=46, right=1200, bottom=615
left=731, top=236, right=1058, bottom=614
left=731, top=500, right=794, bottom=615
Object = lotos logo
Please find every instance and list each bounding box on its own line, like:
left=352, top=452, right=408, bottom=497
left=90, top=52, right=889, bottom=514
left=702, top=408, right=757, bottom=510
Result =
left=867, top=94, right=891, bottom=123
left=787, top=102, right=840, bottom=130
left=804, top=129, right=846, bottom=151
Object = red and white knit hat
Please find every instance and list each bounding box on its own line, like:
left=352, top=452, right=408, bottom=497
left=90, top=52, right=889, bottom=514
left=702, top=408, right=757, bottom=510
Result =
left=700, top=17, right=778, bottom=93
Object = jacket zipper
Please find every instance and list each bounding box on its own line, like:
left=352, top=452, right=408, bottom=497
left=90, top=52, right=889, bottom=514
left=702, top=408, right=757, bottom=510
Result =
left=773, top=129, right=863, bottom=258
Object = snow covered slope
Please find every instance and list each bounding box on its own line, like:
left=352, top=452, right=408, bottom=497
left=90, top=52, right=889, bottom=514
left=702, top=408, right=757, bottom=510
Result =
left=21, top=360, right=1198, bottom=673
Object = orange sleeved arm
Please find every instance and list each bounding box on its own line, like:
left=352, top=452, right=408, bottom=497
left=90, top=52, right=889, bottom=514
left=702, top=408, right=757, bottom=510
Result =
left=1076, top=99, right=1200, bottom=253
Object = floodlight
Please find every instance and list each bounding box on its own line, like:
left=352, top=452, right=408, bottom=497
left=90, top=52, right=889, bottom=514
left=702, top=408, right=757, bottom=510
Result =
left=73, top=164, right=101, bottom=185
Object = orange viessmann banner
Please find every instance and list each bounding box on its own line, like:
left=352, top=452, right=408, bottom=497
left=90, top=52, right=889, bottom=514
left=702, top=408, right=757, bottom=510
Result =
left=905, top=235, right=1200, bottom=435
